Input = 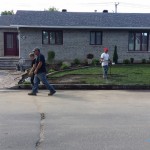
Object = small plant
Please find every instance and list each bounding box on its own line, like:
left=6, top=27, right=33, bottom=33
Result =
left=24, top=81, right=31, bottom=84
left=47, top=51, right=55, bottom=64
left=92, top=59, right=99, bottom=66
left=113, top=45, right=118, bottom=64
left=48, top=69, right=55, bottom=73
left=83, top=59, right=88, bottom=66
left=130, top=58, right=134, bottom=64
left=60, top=64, right=70, bottom=70
left=148, top=57, right=150, bottom=64
left=123, top=59, right=130, bottom=64
left=87, top=54, right=94, bottom=65
left=142, top=58, right=146, bottom=64
left=87, top=53, right=94, bottom=59
left=73, top=58, right=80, bottom=65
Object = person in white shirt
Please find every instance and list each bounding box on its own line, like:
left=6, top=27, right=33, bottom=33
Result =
left=100, top=48, right=110, bottom=79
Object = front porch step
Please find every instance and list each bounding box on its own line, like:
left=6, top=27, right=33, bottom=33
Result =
left=0, top=57, right=19, bottom=70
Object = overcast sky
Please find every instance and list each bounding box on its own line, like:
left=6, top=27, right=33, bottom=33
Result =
left=0, top=0, right=150, bottom=13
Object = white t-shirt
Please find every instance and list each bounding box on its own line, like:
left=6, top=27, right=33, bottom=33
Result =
left=101, top=53, right=109, bottom=66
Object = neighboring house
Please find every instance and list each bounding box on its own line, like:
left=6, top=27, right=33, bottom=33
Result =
left=0, top=15, right=18, bottom=57
left=1, top=10, right=150, bottom=64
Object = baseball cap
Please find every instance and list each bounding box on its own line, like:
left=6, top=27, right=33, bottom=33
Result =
left=32, top=47, right=40, bottom=52
left=104, top=47, right=108, bottom=52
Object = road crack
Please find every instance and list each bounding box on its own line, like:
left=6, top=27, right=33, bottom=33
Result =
left=35, top=113, right=46, bottom=150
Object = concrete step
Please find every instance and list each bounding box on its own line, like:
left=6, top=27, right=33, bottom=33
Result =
left=0, top=57, right=19, bottom=70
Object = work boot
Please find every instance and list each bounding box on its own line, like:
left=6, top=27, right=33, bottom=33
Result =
left=28, top=92, right=36, bottom=96
left=48, top=91, right=56, bottom=96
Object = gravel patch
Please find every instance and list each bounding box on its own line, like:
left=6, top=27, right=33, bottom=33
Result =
left=0, top=70, right=24, bottom=88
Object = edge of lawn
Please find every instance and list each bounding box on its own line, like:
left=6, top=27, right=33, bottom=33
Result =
left=9, top=65, right=150, bottom=90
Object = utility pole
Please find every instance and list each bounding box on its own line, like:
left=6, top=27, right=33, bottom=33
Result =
left=115, top=2, right=119, bottom=13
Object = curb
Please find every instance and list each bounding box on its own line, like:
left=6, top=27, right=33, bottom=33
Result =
left=10, top=84, right=150, bottom=90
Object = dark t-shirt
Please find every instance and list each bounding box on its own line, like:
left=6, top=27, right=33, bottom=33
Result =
left=35, top=54, right=46, bottom=73
left=31, top=59, right=36, bottom=67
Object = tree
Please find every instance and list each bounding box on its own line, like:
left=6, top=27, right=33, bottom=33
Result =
left=113, top=45, right=118, bottom=64
left=49, top=7, right=59, bottom=11
left=1, top=10, right=14, bottom=15
left=44, top=7, right=59, bottom=12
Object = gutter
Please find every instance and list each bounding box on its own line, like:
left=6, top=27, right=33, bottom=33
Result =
left=10, top=25, right=150, bottom=30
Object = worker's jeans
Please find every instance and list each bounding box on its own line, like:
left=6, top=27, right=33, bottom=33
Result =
left=102, top=65, right=109, bottom=78
left=32, top=72, right=55, bottom=94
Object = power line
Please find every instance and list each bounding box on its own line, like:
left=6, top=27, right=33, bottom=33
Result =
left=80, top=2, right=114, bottom=5
left=120, top=2, right=150, bottom=9
left=79, top=2, right=150, bottom=11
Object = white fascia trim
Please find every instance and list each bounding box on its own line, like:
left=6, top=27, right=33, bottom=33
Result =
left=10, top=25, right=150, bottom=29
left=0, top=26, right=17, bottom=28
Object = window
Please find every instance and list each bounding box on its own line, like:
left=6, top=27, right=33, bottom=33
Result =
left=128, top=32, right=148, bottom=51
left=42, top=31, right=49, bottom=44
left=50, top=32, right=55, bottom=44
left=90, top=31, right=102, bottom=45
left=42, top=30, right=63, bottom=45
left=6, top=34, right=13, bottom=48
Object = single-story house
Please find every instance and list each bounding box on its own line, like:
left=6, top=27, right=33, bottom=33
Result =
left=1, top=10, right=150, bottom=67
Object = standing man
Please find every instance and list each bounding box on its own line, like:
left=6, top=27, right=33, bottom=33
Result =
left=28, top=48, right=56, bottom=96
left=100, top=47, right=110, bottom=79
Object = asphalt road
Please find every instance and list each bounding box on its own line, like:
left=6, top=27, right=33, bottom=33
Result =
left=0, top=90, right=150, bottom=150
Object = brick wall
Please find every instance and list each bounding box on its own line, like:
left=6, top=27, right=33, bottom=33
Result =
left=19, top=28, right=150, bottom=63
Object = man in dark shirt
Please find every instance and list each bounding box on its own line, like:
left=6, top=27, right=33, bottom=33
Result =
left=28, top=48, right=56, bottom=96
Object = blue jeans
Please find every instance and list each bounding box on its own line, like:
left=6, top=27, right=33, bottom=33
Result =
left=102, top=65, right=109, bottom=78
left=32, top=72, right=55, bottom=94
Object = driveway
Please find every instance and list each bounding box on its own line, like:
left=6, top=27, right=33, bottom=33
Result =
left=0, top=90, right=150, bottom=150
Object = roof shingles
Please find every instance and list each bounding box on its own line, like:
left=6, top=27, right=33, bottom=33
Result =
left=3, top=10, right=150, bottom=29
left=0, top=15, right=15, bottom=26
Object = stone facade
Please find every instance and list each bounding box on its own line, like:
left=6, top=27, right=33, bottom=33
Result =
left=3, top=28, right=150, bottom=63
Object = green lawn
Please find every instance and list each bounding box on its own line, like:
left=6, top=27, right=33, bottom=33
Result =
left=48, top=64, right=150, bottom=85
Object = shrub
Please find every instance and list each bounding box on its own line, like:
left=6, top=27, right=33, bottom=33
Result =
left=62, top=61, right=71, bottom=67
left=123, top=59, right=130, bottom=64
left=148, top=57, right=150, bottom=64
left=142, top=58, right=146, bottom=64
left=57, top=61, right=63, bottom=66
left=83, top=59, right=88, bottom=66
left=60, top=64, right=70, bottom=70
left=73, top=58, right=80, bottom=65
left=47, top=51, right=55, bottom=64
left=130, top=58, right=134, bottom=64
left=87, top=53, right=94, bottom=59
left=113, top=45, right=118, bottom=64
left=92, top=59, right=99, bottom=66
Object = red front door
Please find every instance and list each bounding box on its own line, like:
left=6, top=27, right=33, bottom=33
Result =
left=4, top=32, right=19, bottom=56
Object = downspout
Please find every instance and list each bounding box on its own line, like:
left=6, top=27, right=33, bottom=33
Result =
left=17, top=26, right=21, bottom=58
